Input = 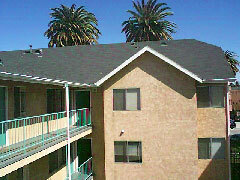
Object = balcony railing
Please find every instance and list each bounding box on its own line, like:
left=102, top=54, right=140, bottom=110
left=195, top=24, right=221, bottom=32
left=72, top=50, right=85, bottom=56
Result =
left=67, top=157, right=93, bottom=180
left=0, top=108, right=91, bottom=166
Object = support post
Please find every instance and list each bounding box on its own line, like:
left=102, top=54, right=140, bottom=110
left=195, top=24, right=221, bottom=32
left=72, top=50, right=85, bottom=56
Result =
left=226, top=82, right=231, bottom=180
left=65, top=83, right=71, bottom=180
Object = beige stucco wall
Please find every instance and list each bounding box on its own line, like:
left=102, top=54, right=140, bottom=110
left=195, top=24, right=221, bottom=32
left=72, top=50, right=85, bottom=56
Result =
left=0, top=79, right=64, bottom=120
left=198, top=108, right=226, bottom=137
left=101, top=52, right=198, bottom=180
left=197, top=106, right=229, bottom=180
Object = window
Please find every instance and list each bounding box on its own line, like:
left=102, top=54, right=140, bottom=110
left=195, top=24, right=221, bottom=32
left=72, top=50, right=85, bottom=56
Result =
left=49, top=151, right=58, bottom=174
left=49, top=146, right=66, bottom=174
left=14, top=87, right=26, bottom=118
left=17, top=168, right=23, bottom=180
left=47, top=89, right=64, bottom=113
left=198, top=138, right=225, bottom=159
left=197, top=86, right=225, bottom=108
left=113, top=89, right=140, bottom=111
left=114, top=141, right=142, bottom=163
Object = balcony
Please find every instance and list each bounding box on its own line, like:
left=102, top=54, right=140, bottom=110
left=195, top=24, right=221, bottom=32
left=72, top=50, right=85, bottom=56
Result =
left=0, top=108, right=92, bottom=177
left=67, top=157, right=93, bottom=180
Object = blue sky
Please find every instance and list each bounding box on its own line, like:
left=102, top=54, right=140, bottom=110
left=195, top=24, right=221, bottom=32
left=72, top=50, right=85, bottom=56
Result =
left=0, top=0, right=239, bottom=78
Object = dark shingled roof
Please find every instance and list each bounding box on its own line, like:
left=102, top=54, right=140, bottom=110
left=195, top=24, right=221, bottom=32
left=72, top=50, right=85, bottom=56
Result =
left=0, top=39, right=235, bottom=85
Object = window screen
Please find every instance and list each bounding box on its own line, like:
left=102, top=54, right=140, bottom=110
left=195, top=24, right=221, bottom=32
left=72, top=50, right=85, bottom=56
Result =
left=198, top=138, right=210, bottom=159
left=127, top=142, right=142, bottom=163
left=211, top=138, right=225, bottom=159
left=114, top=141, right=142, bottom=163
left=211, top=86, right=224, bottom=107
left=113, top=89, right=140, bottom=111
left=114, top=141, right=127, bottom=162
left=197, top=87, right=210, bottom=108
left=198, top=138, right=225, bottom=159
left=113, top=90, right=125, bottom=111
left=197, top=86, right=225, bottom=108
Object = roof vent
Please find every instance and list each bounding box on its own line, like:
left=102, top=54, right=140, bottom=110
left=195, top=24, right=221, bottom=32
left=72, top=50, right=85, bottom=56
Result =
left=160, top=41, right=168, bottom=46
left=24, top=45, right=33, bottom=54
left=35, top=49, right=42, bottom=55
left=29, top=45, right=33, bottom=53
left=130, top=42, right=139, bottom=49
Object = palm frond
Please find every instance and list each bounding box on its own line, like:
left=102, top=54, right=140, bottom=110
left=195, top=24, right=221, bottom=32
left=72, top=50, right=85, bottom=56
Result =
left=122, top=0, right=176, bottom=42
left=225, top=50, right=239, bottom=75
left=44, top=4, right=101, bottom=47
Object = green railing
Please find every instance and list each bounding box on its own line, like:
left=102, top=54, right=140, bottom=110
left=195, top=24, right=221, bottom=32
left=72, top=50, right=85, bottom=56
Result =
left=67, top=157, right=93, bottom=180
left=0, top=108, right=91, bottom=162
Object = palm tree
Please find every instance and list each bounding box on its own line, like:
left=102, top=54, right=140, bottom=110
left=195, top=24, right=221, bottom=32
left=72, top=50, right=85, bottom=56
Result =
left=224, top=50, right=239, bottom=75
left=122, top=0, right=176, bottom=42
left=44, top=4, right=101, bottom=47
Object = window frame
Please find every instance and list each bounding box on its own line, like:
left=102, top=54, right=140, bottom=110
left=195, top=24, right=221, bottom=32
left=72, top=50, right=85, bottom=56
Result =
left=14, top=86, right=26, bottom=118
left=113, top=88, right=141, bottom=111
left=198, top=138, right=225, bottom=159
left=114, top=141, right=142, bottom=163
left=196, top=85, right=225, bottom=108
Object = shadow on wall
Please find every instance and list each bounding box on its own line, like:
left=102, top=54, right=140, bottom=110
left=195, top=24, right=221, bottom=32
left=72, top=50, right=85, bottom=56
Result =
left=198, top=138, right=229, bottom=180
left=138, top=52, right=196, bottom=99
left=198, top=159, right=228, bottom=180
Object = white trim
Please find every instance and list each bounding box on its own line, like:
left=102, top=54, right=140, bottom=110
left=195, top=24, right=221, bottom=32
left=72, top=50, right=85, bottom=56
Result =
left=0, top=71, right=86, bottom=87
left=94, top=46, right=203, bottom=86
left=226, top=82, right=231, bottom=180
left=206, top=78, right=236, bottom=81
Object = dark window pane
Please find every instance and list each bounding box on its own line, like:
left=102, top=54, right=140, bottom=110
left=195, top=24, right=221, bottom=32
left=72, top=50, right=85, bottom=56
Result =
left=113, top=90, right=125, bottom=110
left=17, top=168, right=23, bottom=180
left=14, top=87, right=20, bottom=118
left=114, top=141, right=127, bottom=162
left=211, top=86, right=224, bottom=108
left=49, top=151, right=58, bottom=173
left=197, top=87, right=210, bottom=108
left=14, top=87, right=26, bottom=118
left=198, top=138, right=210, bottom=159
left=115, top=155, right=127, bottom=162
left=47, top=89, right=64, bottom=113
left=60, top=146, right=66, bottom=166
left=211, top=138, right=225, bottom=159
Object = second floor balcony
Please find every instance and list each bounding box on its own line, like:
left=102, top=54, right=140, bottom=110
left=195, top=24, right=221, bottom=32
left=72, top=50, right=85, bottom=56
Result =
left=0, top=108, right=92, bottom=177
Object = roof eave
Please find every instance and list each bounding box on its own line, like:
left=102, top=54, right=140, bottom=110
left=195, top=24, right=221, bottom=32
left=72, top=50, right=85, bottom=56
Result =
left=202, top=78, right=237, bottom=83
left=94, top=46, right=203, bottom=86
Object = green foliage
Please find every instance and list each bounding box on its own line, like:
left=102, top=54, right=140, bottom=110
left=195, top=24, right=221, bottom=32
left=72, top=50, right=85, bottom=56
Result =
left=44, top=4, right=101, bottom=47
left=122, top=0, right=176, bottom=42
left=225, top=50, right=239, bottom=75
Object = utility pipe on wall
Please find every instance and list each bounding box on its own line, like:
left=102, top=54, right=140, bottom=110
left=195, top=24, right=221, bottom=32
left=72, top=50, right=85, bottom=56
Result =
left=65, top=83, right=71, bottom=180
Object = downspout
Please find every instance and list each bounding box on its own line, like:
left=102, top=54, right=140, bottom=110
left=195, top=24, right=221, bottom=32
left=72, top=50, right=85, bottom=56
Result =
left=226, top=82, right=231, bottom=180
left=65, top=83, right=71, bottom=180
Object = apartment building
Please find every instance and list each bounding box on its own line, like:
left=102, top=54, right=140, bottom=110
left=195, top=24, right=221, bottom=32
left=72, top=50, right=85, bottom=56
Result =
left=0, top=39, right=235, bottom=180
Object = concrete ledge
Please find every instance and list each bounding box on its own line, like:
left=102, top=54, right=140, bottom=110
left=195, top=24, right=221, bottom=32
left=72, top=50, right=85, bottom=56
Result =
left=0, top=128, right=92, bottom=177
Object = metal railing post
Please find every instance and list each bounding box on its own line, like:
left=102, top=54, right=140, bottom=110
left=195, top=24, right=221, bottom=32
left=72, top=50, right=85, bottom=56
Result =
left=42, top=116, right=45, bottom=146
left=23, top=118, right=26, bottom=154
